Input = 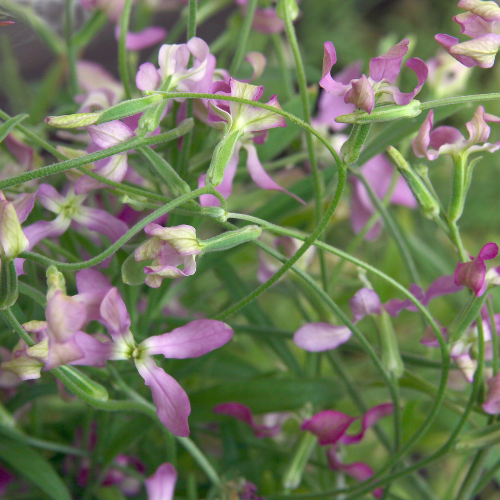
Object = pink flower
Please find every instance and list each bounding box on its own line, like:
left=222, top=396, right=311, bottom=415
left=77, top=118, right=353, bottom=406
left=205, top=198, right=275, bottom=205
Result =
left=454, top=242, right=499, bottom=296
left=412, top=106, right=500, bottom=161
left=483, top=373, right=500, bottom=413
left=293, top=323, right=351, bottom=352
left=320, top=39, right=428, bottom=115
left=436, top=0, right=500, bottom=69
left=145, top=463, right=177, bottom=500
left=114, top=25, right=167, bottom=51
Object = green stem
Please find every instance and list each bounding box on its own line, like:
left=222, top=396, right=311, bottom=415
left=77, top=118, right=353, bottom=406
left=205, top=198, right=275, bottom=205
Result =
left=472, top=455, right=500, bottom=495
left=229, top=0, right=258, bottom=74
left=421, top=93, right=500, bottom=110
left=282, top=3, right=327, bottom=290
left=119, top=0, right=134, bottom=100
left=455, top=448, right=492, bottom=500
left=64, top=0, right=78, bottom=96
left=20, top=187, right=221, bottom=270
left=488, top=298, right=499, bottom=375
left=188, top=0, right=197, bottom=39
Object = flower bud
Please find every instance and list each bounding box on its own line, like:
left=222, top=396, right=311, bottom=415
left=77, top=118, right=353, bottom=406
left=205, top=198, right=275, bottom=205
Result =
left=45, top=112, right=101, bottom=128
left=96, top=94, right=164, bottom=125
left=276, top=0, right=300, bottom=21
left=201, top=207, right=228, bottom=222
left=340, top=124, right=371, bottom=164
left=386, top=146, right=440, bottom=219
left=46, top=266, right=66, bottom=299
left=200, top=225, right=262, bottom=254
left=376, top=311, right=404, bottom=379
left=205, top=130, right=243, bottom=187
left=138, top=100, right=169, bottom=133
left=0, top=198, right=28, bottom=260
left=0, top=260, right=18, bottom=310
left=336, top=100, right=421, bottom=124
left=55, top=365, right=109, bottom=402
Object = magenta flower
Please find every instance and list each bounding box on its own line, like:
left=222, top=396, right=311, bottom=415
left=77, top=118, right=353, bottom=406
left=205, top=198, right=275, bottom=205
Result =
left=412, top=106, right=500, bottom=161
left=213, top=403, right=283, bottom=438
left=454, top=242, right=499, bottom=296
left=436, top=0, right=500, bottom=69
left=200, top=79, right=304, bottom=205
left=302, top=404, right=393, bottom=498
left=350, top=154, right=416, bottom=240
left=350, top=288, right=382, bottom=324
left=135, top=224, right=202, bottom=288
left=78, top=274, right=233, bottom=435
left=145, top=463, right=177, bottom=500
left=22, top=183, right=128, bottom=250
left=320, top=39, right=428, bottom=115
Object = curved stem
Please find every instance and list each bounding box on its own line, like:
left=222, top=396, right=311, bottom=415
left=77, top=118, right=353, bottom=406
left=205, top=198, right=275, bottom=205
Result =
left=421, top=93, right=500, bottom=110
left=20, top=187, right=221, bottom=271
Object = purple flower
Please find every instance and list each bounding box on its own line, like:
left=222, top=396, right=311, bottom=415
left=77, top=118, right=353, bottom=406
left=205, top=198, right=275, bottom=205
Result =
left=22, top=184, right=128, bottom=250
left=213, top=403, right=283, bottom=438
left=135, top=224, right=202, bottom=288
left=145, top=463, right=177, bottom=500
left=78, top=275, right=233, bottom=435
left=302, top=404, right=393, bottom=498
left=483, top=373, right=500, bottom=413
left=436, top=0, right=500, bottom=69
left=320, top=39, right=428, bottom=115
left=412, top=106, right=500, bottom=161
left=114, top=25, right=167, bottom=51
left=454, top=242, right=499, bottom=296
left=350, top=154, right=416, bottom=240
left=350, top=288, right=382, bottom=324
left=293, top=323, right=351, bottom=352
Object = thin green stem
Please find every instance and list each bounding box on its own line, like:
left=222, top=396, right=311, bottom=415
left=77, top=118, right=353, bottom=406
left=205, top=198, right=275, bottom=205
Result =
left=421, top=93, right=500, bottom=110
left=20, top=187, right=220, bottom=270
left=488, top=298, right=499, bottom=375
left=472, top=455, right=500, bottom=495
left=455, top=448, right=491, bottom=500
left=187, top=0, right=197, bottom=39
left=283, top=3, right=327, bottom=290
left=229, top=0, right=258, bottom=74
left=119, top=0, right=134, bottom=100
left=64, top=0, right=78, bottom=96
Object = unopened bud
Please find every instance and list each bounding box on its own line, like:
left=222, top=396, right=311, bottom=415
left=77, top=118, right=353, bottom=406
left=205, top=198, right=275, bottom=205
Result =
left=138, top=99, right=169, bottom=133
left=201, top=207, right=228, bottom=222
left=336, top=100, right=421, bottom=124
left=276, top=0, right=300, bottom=21
left=200, top=225, right=262, bottom=253
left=0, top=199, right=29, bottom=260
left=96, top=94, right=164, bottom=125
left=46, top=112, right=101, bottom=128
left=340, top=124, right=371, bottom=164
left=387, top=146, right=440, bottom=219
left=206, top=130, right=243, bottom=187
left=55, top=365, right=109, bottom=402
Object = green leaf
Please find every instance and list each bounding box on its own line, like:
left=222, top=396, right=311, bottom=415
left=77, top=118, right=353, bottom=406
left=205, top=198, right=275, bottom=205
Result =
left=190, top=377, right=343, bottom=419
left=0, top=436, right=72, bottom=500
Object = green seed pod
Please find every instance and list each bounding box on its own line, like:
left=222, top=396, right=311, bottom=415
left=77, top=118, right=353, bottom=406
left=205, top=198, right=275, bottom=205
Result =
left=45, top=112, right=101, bottom=129
left=200, top=225, right=262, bottom=253
left=336, top=100, right=421, bottom=124
left=276, top=0, right=300, bottom=21
left=205, top=129, right=243, bottom=187
left=55, top=365, right=109, bottom=402
left=96, top=94, right=164, bottom=125
left=0, top=259, right=18, bottom=310
left=377, top=310, right=404, bottom=379
left=387, top=146, right=440, bottom=219
left=340, top=123, right=371, bottom=164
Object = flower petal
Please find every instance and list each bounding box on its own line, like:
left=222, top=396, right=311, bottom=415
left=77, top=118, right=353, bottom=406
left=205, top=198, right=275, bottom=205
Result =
left=350, top=288, right=382, bottom=324
left=344, top=75, right=374, bottom=114
left=100, top=288, right=131, bottom=340
left=136, top=62, right=162, bottom=92
left=450, top=33, right=500, bottom=69
left=145, top=463, right=177, bottom=500
left=435, top=34, right=479, bottom=68
left=319, top=42, right=350, bottom=96
left=135, top=356, right=191, bottom=436
left=301, top=410, right=356, bottom=445
left=293, top=323, right=351, bottom=352
left=72, top=206, right=128, bottom=242
left=369, top=39, right=409, bottom=84
left=87, top=120, right=135, bottom=149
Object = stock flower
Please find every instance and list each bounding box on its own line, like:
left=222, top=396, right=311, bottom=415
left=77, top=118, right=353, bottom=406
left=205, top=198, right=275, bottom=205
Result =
left=350, top=154, right=416, bottom=240
left=135, top=224, right=203, bottom=288
left=23, top=183, right=128, bottom=250
left=302, top=404, right=394, bottom=498
left=426, top=50, right=472, bottom=99
left=320, top=39, right=428, bottom=115
left=145, top=463, right=177, bottom=500
left=293, top=323, right=352, bottom=352
left=213, top=403, right=283, bottom=438
left=436, top=0, right=500, bottom=69
left=454, top=242, right=499, bottom=296
left=412, top=106, right=500, bottom=161
left=136, top=38, right=212, bottom=93
left=200, top=79, right=304, bottom=205
left=77, top=273, right=232, bottom=435
left=350, top=288, right=382, bottom=324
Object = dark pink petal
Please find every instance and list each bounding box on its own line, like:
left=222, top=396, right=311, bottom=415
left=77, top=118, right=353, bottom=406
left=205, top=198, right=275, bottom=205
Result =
left=87, top=121, right=135, bottom=149
left=383, top=57, right=428, bottom=106
left=369, top=39, right=409, bottom=84
left=454, top=243, right=499, bottom=296
left=466, top=105, right=491, bottom=144
left=13, top=193, right=36, bottom=224
left=70, top=331, right=112, bottom=367
left=293, top=323, right=351, bottom=352
left=412, top=110, right=434, bottom=158
left=72, top=206, right=128, bottom=242
left=135, top=356, right=191, bottom=436
left=301, top=410, right=356, bottom=445
left=145, top=463, right=177, bottom=500
left=345, top=75, right=375, bottom=114
left=350, top=288, right=382, bottom=324
left=213, top=403, right=281, bottom=438
left=429, top=125, right=465, bottom=151
left=339, top=403, right=394, bottom=445
left=100, top=288, right=131, bottom=340
left=452, top=34, right=500, bottom=68
left=435, top=34, right=479, bottom=67
left=244, top=143, right=305, bottom=204
left=423, top=275, right=464, bottom=304
left=319, top=42, right=351, bottom=96
left=141, top=319, right=233, bottom=359
left=136, top=62, right=161, bottom=91
left=483, top=373, right=500, bottom=414
left=327, top=450, right=383, bottom=498
left=115, top=25, right=166, bottom=51
left=46, top=291, right=87, bottom=342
